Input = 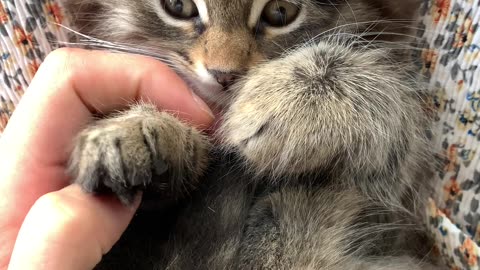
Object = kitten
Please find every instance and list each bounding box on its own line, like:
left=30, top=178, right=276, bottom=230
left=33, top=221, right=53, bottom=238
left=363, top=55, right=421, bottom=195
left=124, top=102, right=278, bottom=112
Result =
left=59, top=0, right=443, bottom=269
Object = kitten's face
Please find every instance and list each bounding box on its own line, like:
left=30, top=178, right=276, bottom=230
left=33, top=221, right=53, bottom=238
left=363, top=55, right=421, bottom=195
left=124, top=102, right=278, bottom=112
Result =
left=61, top=0, right=418, bottom=106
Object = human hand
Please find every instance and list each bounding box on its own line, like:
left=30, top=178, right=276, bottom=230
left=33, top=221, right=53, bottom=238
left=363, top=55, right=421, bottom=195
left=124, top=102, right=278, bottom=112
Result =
left=0, top=48, right=214, bottom=270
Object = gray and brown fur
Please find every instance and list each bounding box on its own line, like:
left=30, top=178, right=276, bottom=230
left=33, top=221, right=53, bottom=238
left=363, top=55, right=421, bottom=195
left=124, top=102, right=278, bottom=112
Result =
left=60, top=0, right=443, bottom=269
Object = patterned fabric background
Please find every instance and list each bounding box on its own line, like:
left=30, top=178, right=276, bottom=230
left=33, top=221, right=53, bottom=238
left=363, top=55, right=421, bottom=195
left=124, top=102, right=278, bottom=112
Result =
left=0, top=0, right=67, bottom=131
left=420, top=0, right=480, bottom=269
left=0, top=0, right=479, bottom=269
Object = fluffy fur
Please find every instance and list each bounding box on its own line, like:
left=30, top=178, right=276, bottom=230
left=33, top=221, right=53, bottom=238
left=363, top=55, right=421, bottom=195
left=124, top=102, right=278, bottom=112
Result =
left=60, top=0, right=443, bottom=269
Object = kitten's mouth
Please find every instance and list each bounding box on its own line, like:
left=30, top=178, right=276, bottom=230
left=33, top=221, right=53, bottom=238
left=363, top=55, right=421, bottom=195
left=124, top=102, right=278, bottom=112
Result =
left=176, top=70, right=232, bottom=136
left=182, top=73, right=232, bottom=108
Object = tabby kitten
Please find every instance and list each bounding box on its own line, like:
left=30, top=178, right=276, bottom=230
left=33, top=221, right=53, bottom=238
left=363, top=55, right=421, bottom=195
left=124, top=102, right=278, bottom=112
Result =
left=60, top=0, right=442, bottom=269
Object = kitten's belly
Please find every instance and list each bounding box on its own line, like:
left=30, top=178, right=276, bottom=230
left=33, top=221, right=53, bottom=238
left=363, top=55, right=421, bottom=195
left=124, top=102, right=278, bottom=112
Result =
left=94, top=151, right=423, bottom=270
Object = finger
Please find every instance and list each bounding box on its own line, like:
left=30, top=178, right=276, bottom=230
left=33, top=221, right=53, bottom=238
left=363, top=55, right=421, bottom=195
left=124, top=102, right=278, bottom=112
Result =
left=0, top=48, right=213, bottom=268
left=8, top=185, right=141, bottom=270
left=0, top=48, right=213, bottom=214
left=4, top=47, right=213, bottom=170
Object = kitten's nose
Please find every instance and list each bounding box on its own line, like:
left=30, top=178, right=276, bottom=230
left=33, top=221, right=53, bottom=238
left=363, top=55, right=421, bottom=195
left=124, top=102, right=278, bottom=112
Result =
left=208, top=69, right=238, bottom=87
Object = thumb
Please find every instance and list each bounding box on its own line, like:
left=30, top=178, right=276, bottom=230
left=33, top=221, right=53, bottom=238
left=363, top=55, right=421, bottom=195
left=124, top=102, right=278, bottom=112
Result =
left=7, top=185, right=140, bottom=270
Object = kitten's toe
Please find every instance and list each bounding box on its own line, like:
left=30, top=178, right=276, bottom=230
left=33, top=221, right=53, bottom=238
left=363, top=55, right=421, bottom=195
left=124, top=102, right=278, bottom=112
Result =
left=68, top=120, right=158, bottom=205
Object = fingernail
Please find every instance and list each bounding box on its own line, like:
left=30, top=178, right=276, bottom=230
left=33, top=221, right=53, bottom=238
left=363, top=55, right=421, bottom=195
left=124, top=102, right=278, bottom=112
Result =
left=191, top=91, right=215, bottom=119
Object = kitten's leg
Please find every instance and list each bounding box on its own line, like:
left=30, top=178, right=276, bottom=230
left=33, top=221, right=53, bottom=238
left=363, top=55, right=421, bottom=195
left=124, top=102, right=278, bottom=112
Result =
left=68, top=103, right=210, bottom=204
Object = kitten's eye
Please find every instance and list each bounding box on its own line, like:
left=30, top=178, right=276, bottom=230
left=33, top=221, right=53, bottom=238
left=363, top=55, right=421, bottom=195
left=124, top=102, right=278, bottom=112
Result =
left=163, top=0, right=199, bottom=19
left=262, top=1, right=300, bottom=27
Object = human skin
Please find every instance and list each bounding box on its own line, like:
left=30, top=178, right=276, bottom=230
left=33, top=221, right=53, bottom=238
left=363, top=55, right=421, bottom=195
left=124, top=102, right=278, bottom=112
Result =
left=0, top=48, right=214, bottom=270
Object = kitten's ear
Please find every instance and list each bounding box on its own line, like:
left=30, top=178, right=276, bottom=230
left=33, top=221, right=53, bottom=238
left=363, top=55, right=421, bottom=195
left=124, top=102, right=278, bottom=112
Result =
left=366, top=0, right=422, bottom=39
left=369, top=0, right=422, bottom=21
left=58, top=0, right=105, bottom=33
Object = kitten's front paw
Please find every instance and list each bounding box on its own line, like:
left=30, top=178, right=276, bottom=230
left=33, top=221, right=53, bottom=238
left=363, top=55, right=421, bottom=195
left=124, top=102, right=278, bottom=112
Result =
left=68, top=117, right=164, bottom=204
left=68, top=104, right=210, bottom=205
left=222, top=42, right=422, bottom=177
